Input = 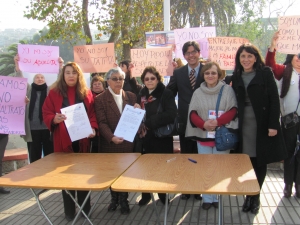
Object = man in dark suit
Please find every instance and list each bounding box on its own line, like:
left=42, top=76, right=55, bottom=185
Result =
left=167, top=41, right=204, bottom=200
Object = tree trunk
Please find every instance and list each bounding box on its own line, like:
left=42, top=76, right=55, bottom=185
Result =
left=82, top=0, right=93, bottom=45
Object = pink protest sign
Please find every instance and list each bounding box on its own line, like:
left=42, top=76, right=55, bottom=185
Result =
left=0, top=76, right=27, bottom=135
left=208, top=37, right=249, bottom=70
left=131, top=48, right=173, bottom=77
left=277, top=15, right=300, bottom=54
left=18, top=44, right=59, bottom=73
left=196, top=38, right=209, bottom=59
left=74, top=43, right=115, bottom=73
left=174, top=27, right=216, bottom=59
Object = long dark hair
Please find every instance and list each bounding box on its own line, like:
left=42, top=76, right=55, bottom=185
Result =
left=280, top=54, right=296, bottom=98
left=233, top=43, right=265, bottom=76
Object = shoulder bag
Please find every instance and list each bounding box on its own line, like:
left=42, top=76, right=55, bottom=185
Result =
left=281, top=101, right=300, bottom=129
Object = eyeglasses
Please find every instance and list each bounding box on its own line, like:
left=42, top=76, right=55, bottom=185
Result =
left=109, top=77, right=124, bottom=82
left=204, top=71, right=218, bottom=76
left=144, top=77, right=156, bottom=82
left=184, top=50, right=199, bottom=56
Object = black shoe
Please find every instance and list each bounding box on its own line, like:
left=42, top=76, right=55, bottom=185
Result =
left=0, top=188, right=10, bottom=194
left=250, top=197, right=260, bottom=214
left=138, top=197, right=151, bottom=206
left=120, top=201, right=130, bottom=215
left=108, top=201, right=119, bottom=211
left=242, top=196, right=252, bottom=212
left=159, top=197, right=170, bottom=205
left=212, top=202, right=218, bottom=208
left=284, top=184, right=292, bottom=198
left=180, top=194, right=190, bottom=200
left=194, top=194, right=202, bottom=200
left=202, top=202, right=212, bottom=210
left=65, top=214, right=75, bottom=222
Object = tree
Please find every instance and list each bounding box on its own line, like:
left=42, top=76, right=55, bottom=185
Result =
left=0, top=40, right=28, bottom=76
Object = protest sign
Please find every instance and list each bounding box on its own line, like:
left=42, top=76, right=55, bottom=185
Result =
left=208, top=37, right=249, bottom=70
left=277, top=15, right=300, bottom=54
left=196, top=38, right=209, bottom=59
left=0, top=76, right=27, bottom=135
left=131, top=48, right=173, bottom=77
left=74, top=43, right=115, bottom=73
left=174, top=27, right=216, bottom=59
left=145, top=31, right=175, bottom=49
left=18, top=44, right=59, bottom=73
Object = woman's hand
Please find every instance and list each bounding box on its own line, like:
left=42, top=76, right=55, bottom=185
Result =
left=58, top=57, right=64, bottom=69
left=25, top=96, right=30, bottom=104
left=270, top=31, right=279, bottom=52
left=14, top=54, right=20, bottom=72
left=88, top=129, right=96, bottom=138
left=268, top=129, right=277, bottom=136
left=134, top=103, right=141, bottom=109
left=204, top=119, right=217, bottom=131
left=53, top=113, right=66, bottom=124
left=112, top=136, right=124, bottom=144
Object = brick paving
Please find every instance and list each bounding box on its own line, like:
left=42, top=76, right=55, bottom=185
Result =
left=0, top=168, right=300, bottom=225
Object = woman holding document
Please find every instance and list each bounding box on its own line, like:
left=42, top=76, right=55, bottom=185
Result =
left=94, top=67, right=136, bottom=215
left=42, top=62, right=97, bottom=222
left=134, top=66, right=177, bottom=206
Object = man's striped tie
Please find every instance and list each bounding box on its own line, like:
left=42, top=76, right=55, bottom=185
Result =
left=189, top=69, right=196, bottom=90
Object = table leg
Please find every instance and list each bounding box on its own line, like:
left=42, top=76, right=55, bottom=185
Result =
left=218, top=194, right=223, bottom=225
left=65, top=190, right=93, bottom=225
left=82, top=190, right=104, bottom=225
left=30, top=188, right=53, bottom=225
left=150, top=193, right=161, bottom=225
left=163, top=193, right=169, bottom=225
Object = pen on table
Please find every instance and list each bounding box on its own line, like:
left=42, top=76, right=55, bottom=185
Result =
left=188, top=158, right=197, bottom=163
left=166, top=157, right=176, bottom=163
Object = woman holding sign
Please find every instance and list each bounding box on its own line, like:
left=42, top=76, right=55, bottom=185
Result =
left=266, top=32, right=300, bottom=198
left=231, top=43, right=287, bottom=214
left=14, top=54, right=64, bottom=163
left=94, top=67, right=136, bottom=215
left=42, top=62, right=97, bottom=221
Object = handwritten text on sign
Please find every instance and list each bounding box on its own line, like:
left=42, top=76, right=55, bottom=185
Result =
left=131, top=48, right=173, bottom=77
left=18, top=44, right=59, bottom=73
left=0, top=76, right=27, bottom=135
left=174, top=27, right=216, bottom=59
left=277, top=16, right=300, bottom=54
left=208, top=37, right=249, bottom=70
left=74, top=43, right=115, bottom=73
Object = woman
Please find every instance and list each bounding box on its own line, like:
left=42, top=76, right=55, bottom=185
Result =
left=266, top=32, right=300, bottom=198
left=231, top=43, right=287, bottom=214
left=185, top=62, right=238, bottom=210
left=42, top=62, right=97, bottom=221
left=90, top=75, right=106, bottom=153
left=14, top=54, right=63, bottom=163
left=136, top=66, right=177, bottom=206
left=94, top=67, right=136, bottom=215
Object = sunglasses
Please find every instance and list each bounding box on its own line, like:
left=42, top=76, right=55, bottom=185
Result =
left=110, top=77, right=124, bottom=82
left=144, top=77, right=156, bottom=82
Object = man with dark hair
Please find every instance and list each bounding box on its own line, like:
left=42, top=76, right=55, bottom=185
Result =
left=119, top=60, right=142, bottom=96
left=167, top=41, right=204, bottom=200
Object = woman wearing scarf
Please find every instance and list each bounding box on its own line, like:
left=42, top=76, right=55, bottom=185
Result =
left=14, top=54, right=63, bottom=163
left=42, top=62, right=97, bottom=221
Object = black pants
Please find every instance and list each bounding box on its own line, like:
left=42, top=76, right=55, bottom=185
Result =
left=282, top=123, right=300, bottom=185
left=250, top=157, right=267, bottom=198
left=179, top=134, right=198, bottom=154
left=62, top=190, right=91, bottom=217
left=29, top=129, right=53, bottom=163
left=0, top=134, right=8, bottom=177
left=90, top=136, right=99, bottom=153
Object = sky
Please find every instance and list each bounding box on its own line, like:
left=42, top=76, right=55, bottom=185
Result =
left=0, top=0, right=299, bottom=30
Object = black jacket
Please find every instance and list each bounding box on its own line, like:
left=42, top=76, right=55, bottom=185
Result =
left=231, top=67, right=287, bottom=166
left=138, top=82, right=177, bottom=153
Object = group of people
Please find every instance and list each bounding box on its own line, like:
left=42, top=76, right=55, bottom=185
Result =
left=0, top=32, right=299, bottom=221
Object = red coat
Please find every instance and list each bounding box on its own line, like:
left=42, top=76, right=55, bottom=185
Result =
left=265, top=49, right=285, bottom=80
left=42, top=89, right=98, bottom=152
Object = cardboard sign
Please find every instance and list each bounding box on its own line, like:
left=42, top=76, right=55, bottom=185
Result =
left=18, top=44, right=59, bottom=73
left=174, top=27, right=216, bottom=59
left=131, top=48, right=173, bottom=77
left=0, top=76, right=27, bottom=135
left=277, top=15, right=300, bottom=54
left=74, top=43, right=115, bottom=73
left=208, top=37, right=249, bottom=70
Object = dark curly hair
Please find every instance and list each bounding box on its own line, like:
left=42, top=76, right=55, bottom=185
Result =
left=141, top=66, right=162, bottom=84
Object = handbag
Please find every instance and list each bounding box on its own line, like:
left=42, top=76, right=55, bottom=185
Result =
left=154, top=90, right=184, bottom=138
left=281, top=101, right=300, bottom=129
left=214, top=85, right=239, bottom=151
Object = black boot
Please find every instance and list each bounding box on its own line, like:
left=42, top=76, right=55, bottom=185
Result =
left=250, top=195, right=260, bottom=214
left=108, top=189, right=119, bottom=211
left=283, top=184, right=293, bottom=198
left=242, top=195, right=252, bottom=212
left=119, top=192, right=130, bottom=215
left=139, top=193, right=151, bottom=206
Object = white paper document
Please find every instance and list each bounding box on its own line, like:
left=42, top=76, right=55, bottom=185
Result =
left=61, top=103, right=93, bottom=142
left=207, top=109, right=224, bottom=138
left=114, top=104, right=145, bottom=142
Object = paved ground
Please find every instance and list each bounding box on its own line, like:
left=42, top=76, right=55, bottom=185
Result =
left=0, top=167, right=299, bottom=225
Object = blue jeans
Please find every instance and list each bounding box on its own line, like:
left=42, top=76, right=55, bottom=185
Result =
left=197, top=142, right=230, bottom=203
